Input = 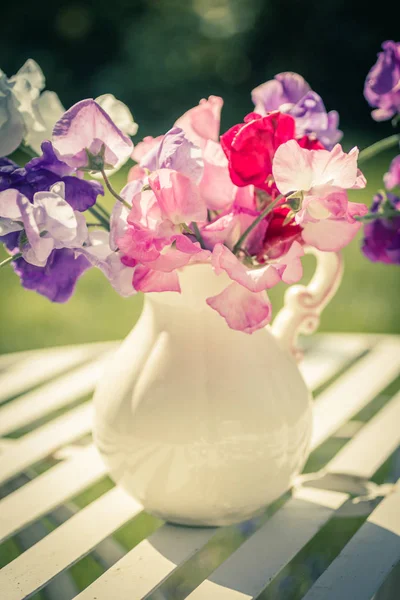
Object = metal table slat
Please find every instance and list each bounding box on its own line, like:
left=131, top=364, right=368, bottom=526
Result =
left=327, top=390, right=400, bottom=479
left=75, top=525, right=218, bottom=600
left=0, top=445, right=106, bottom=543
left=303, top=482, right=400, bottom=600
left=0, top=351, right=112, bottom=437
left=310, top=337, right=400, bottom=450
left=298, top=334, right=373, bottom=391
left=0, top=402, right=92, bottom=485
left=0, top=487, right=142, bottom=600
left=0, top=342, right=114, bottom=404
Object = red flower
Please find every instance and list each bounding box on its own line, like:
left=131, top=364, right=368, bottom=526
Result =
left=297, top=135, right=325, bottom=150
left=258, top=207, right=303, bottom=261
left=220, top=112, right=296, bottom=191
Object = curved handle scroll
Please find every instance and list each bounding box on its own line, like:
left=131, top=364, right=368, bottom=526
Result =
left=271, top=248, right=343, bottom=362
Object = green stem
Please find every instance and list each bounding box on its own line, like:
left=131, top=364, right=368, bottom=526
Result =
left=94, top=202, right=111, bottom=219
left=0, top=253, right=22, bottom=268
left=233, top=195, right=284, bottom=255
left=101, top=169, right=131, bottom=210
left=191, top=222, right=206, bottom=249
left=358, top=134, right=400, bottom=165
left=88, top=206, right=110, bottom=230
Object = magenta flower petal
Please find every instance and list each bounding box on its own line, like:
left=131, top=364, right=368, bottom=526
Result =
left=207, top=282, right=272, bottom=334
left=52, top=99, right=133, bottom=170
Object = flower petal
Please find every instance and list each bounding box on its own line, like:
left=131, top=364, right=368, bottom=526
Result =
left=175, top=96, right=223, bottom=149
left=52, top=99, right=133, bottom=170
left=207, top=282, right=272, bottom=334
left=301, top=217, right=362, bottom=251
left=133, top=265, right=181, bottom=292
left=149, top=168, right=207, bottom=224
left=211, top=243, right=280, bottom=292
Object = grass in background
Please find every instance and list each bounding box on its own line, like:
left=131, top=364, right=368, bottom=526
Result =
left=0, top=139, right=399, bottom=353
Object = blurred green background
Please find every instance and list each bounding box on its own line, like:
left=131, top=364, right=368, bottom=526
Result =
left=1, top=0, right=400, bottom=351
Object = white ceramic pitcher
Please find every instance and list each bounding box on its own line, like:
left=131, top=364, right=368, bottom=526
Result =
left=93, top=248, right=343, bottom=526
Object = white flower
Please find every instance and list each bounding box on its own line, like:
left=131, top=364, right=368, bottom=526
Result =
left=96, top=94, right=138, bottom=137
left=0, top=182, right=88, bottom=266
left=0, top=71, right=25, bottom=156
left=0, top=59, right=64, bottom=156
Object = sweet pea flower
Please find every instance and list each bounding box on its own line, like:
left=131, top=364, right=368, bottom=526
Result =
left=0, top=59, right=64, bottom=156
left=0, top=182, right=88, bottom=266
left=0, top=144, right=104, bottom=212
left=76, top=230, right=136, bottom=296
left=116, top=170, right=209, bottom=292
left=252, top=72, right=342, bottom=150
left=0, top=70, right=25, bottom=156
left=221, top=112, right=296, bottom=192
left=362, top=193, right=400, bottom=264
left=52, top=99, right=133, bottom=171
left=257, top=207, right=304, bottom=262
left=384, top=155, right=400, bottom=190
left=12, top=249, right=90, bottom=302
left=205, top=241, right=303, bottom=334
left=175, top=95, right=223, bottom=150
left=138, top=127, right=204, bottom=184
left=272, top=140, right=368, bottom=251
left=364, top=41, right=400, bottom=121
left=96, top=94, right=138, bottom=137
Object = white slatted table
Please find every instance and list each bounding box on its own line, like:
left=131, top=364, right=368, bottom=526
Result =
left=0, top=334, right=399, bottom=600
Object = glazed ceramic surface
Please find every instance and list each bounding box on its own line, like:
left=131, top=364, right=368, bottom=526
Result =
left=93, top=249, right=343, bottom=526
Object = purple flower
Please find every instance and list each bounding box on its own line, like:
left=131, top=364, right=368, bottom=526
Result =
left=252, top=72, right=310, bottom=111
left=362, top=193, right=400, bottom=264
left=12, top=249, right=90, bottom=302
left=289, top=92, right=343, bottom=150
left=52, top=99, right=133, bottom=171
left=0, top=183, right=88, bottom=267
left=251, top=72, right=342, bottom=150
left=140, top=127, right=204, bottom=183
left=364, top=41, right=400, bottom=121
left=384, top=155, right=400, bottom=190
left=0, top=142, right=104, bottom=211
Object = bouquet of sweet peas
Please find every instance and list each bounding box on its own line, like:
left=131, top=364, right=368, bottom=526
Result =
left=0, top=40, right=399, bottom=334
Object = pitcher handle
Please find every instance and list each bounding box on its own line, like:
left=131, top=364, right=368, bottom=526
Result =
left=271, top=247, right=343, bottom=362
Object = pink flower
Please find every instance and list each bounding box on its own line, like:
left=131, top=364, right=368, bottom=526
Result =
left=205, top=243, right=280, bottom=334
left=207, top=283, right=273, bottom=335
left=272, top=140, right=368, bottom=251
left=52, top=99, right=133, bottom=171
left=175, top=95, right=223, bottom=150
left=116, top=169, right=210, bottom=287
left=149, top=168, right=207, bottom=224
left=201, top=206, right=265, bottom=253
left=198, top=140, right=238, bottom=211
